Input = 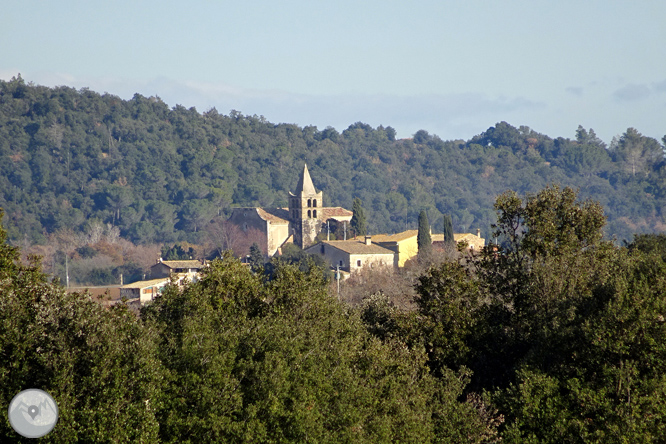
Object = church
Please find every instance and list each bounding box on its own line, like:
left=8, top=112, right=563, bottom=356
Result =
left=228, top=165, right=353, bottom=256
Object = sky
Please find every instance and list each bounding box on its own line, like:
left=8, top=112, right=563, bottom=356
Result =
left=2, top=0, right=665, bottom=144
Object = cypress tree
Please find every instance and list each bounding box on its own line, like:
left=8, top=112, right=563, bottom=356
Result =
left=418, top=210, right=432, bottom=254
left=443, top=214, right=454, bottom=244
left=350, top=198, right=367, bottom=237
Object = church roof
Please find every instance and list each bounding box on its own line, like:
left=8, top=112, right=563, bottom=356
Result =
left=322, top=207, right=353, bottom=219
left=257, top=208, right=290, bottom=224
left=294, top=164, right=317, bottom=195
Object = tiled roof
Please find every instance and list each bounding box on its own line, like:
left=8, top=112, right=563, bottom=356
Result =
left=316, top=240, right=395, bottom=255
left=121, top=278, right=170, bottom=289
left=372, top=230, right=418, bottom=243
left=322, top=207, right=353, bottom=219
left=257, top=208, right=290, bottom=224
left=159, top=260, right=205, bottom=269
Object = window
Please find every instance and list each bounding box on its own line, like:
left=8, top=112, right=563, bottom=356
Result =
left=313, top=209, right=317, bottom=218
left=313, top=199, right=317, bottom=207
left=307, top=199, right=312, bottom=207
left=357, top=260, right=361, bottom=267
left=339, top=260, right=343, bottom=266
left=307, top=210, right=311, bottom=218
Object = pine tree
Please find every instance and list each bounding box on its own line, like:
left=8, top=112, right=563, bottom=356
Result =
left=350, top=198, right=367, bottom=237
left=418, top=210, right=432, bottom=255
left=443, top=214, right=454, bottom=244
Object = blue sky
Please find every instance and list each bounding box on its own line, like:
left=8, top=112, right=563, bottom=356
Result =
left=2, top=0, right=665, bottom=144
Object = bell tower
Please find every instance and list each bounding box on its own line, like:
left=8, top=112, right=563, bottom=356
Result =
left=289, top=164, right=323, bottom=248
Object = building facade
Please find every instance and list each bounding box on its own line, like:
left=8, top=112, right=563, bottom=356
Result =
left=303, top=236, right=395, bottom=273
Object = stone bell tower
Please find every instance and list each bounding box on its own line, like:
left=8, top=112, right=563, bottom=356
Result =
left=288, top=164, right=323, bottom=249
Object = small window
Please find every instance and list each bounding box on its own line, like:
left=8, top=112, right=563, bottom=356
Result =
left=313, top=209, right=317, bottom=218
left=308, top=199, right=312, bottom=207
left=357, top=260, right=361, bottom=267
left=313, top=199, right=317, bottom=207
left=339, top=260, right=343, bottom=266
left=307, top=210, right=312, bottom=218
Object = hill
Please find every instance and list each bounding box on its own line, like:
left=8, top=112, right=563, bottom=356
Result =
left=1, top=75, right=665, bottom=246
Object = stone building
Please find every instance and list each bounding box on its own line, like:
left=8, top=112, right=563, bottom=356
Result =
left=228, top=164, right=352, bottom=255
left=150, top=259, right=206, bottom=281
left=303, top=236, right=395, bottom=273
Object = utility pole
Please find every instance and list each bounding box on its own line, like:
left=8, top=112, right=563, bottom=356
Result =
left=65, top=253, right=69, bottom=289
left=336, top=265, right=340, bottom=300
left=327, top=220, right=330, bottom=241
left=343, top=222, right=347, bottom=241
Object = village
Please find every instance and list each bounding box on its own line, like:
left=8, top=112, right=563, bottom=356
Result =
left=98, top=164, right=485, bottom=307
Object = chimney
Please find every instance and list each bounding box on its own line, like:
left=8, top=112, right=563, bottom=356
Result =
left=364, top=235, right=372, bottom=246
left=476, top=228, right=481, bottom=237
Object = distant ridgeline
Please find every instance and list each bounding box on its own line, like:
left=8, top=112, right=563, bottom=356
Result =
left=1, top=75, right=665, bottom=245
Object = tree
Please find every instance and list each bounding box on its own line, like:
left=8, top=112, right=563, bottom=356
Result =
left=610, top=127, right=663, bottom=176
left=417, top=209, right=432, bottom=256
left=161, top=243, right=193, bottom=260
left=142, top=254, right=498, bottom=443
left=0, top=211, right=161, bottom=442
left=248, top=242, right=264, bottom=272
left=350, top=197, right=367, bottom=237
left=443, top=213, right=454, bottom=244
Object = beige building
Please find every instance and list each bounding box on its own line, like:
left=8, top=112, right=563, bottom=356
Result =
left=150, top=259, right=206, bottom=281
left=119, top=259, right=208, bottom=305
left=227, top=207, right=291, bottom=257
left=120, top=278, right=171, bottom=304
left=303, top=236, right=395, bottom=273
left=229, top=164, right=353, bottom=255
left=432, top=229, right=485, bottom=252
left=372, top=230, right=419, bottom=267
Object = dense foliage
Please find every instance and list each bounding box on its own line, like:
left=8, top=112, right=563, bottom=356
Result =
left=0, top=214, right=495, bottom=443
left=362, top=186, right=666, bottom=443
left=4, top=184, right=666, bottom=442
left=1, top=76, right=665, bottom=249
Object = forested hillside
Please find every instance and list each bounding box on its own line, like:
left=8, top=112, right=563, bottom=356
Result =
left=1, top=75, right=665, bottom=247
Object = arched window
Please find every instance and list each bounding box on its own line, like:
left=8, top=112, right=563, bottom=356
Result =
left=308, top=210, right=311, bottom=218
left=313, top=199, right=317, bottom=207
left=307, top=199, right=312, bottom=207
left=313, top=209, right=317, bottom=218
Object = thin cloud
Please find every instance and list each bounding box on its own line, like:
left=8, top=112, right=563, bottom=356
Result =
left=654, top=79, right=666, bottom=93
left=613, top=83, right=651, bottom=102
left=565, top=86, right=583, bottom=97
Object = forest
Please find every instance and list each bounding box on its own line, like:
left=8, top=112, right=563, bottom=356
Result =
left=3, top=184, right=666, bottom=443
left=1, top=75, right=665, bottom=254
